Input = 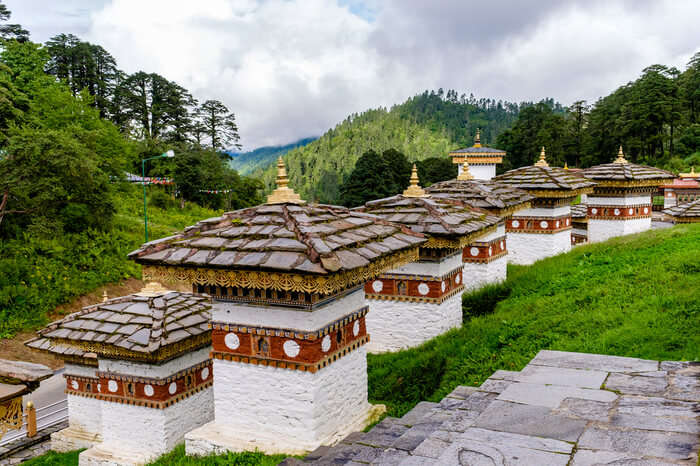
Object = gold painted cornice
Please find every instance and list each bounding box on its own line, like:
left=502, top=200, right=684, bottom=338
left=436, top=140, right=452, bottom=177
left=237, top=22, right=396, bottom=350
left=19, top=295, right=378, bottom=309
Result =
left=422, top=224, right=498, bottom=249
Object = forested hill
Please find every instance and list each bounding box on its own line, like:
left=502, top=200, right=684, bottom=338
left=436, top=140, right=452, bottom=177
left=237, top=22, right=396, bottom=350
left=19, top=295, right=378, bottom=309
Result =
left=227, top=136, right=317, bottom=175
left=259, top=91, right=542, bottom=203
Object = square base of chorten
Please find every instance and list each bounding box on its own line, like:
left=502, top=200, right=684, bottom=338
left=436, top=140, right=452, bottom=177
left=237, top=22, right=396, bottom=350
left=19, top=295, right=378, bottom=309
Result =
left=78, top=443, right=155, bottom=466
left=588, top=218, right=651, bottom=243
left=506, top=230, right=571, bottom=265
left=365, top=293, right=462, bottom=354
left=51, top=426, right=102, bottom=453
left=462, top=255, right=507, bottom=292
left=184, top=403, right=385, bottom=457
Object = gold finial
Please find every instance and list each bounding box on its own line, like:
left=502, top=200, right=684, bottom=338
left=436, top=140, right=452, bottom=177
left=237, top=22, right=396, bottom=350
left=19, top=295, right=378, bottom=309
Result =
left=680, top=166, right=698, bottom=178
left=457, top=160, right=474, bottom=180
left=266, top=157, right=304, bottom=204
left=102, top=290, right=108, bottom=302
left=136, top=282, right=169, bottom=297
left=474, top=128, right=482, bottom=148
left=534, top=147, right=549, bottom=167
left=614, top=146, right=628, bottom=164
left=564, top=162, right=569, bottom=170
left=402, top=164, right=427, bottom=197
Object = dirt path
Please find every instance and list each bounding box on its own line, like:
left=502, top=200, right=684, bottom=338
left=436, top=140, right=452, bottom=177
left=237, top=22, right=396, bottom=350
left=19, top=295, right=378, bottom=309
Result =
left=0, top=278, right=146, bottom=369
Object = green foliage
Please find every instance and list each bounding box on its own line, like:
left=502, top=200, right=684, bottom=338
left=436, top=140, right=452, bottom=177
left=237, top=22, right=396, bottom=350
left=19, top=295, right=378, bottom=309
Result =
left=339, top=148, right=411, bottom=207
left=462, top=282, right=512, bottom=320
left=148, top=444, right=292, bottom=466
left=22, top=449, right=83, bottom=466
left=415, top=156, right=456, bottom=186
left=228, top=137, right=317, bottom=175
left=0, top=184, right=219, bottom=338
left=368, top=224, right=700, bottom=417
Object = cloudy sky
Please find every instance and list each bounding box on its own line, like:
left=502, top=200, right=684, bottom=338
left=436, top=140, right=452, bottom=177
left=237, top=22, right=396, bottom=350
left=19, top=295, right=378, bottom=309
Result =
left=6, top=0, right=700, bottom=149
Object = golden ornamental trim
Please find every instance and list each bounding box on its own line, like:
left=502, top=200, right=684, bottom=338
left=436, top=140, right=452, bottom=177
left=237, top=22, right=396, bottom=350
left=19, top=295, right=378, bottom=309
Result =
left=526, top=187, right=594, bottom=199
left=673, top=217, right=700, bottom=223
left=0, top=397, right=23, bottom=439
left=143, top=247, right=420, bottom=295
left=423, top=224, right=498, bottom=249
left=491, top=202, right=532, bottom=218
left=449, top=155, right=504, bottom=164
left=592, top=179, right=669, bottom=188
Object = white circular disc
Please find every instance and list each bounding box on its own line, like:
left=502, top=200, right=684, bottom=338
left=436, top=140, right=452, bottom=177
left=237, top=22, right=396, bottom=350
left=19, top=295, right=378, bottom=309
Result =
left=97, top=384, right=101, bottom=392
left=418, top=283, right=430, bottom=295
left=371, top=280, right=383, bottom=293
left=614, top=209, right=620, bottom=216
left=644, top=207, right=649, bottom=214
left=441, top=281, right=446, bottom=292
left=540, top=221, right=548, bottom=229
left=284, top=340, right=300, bottom=358
left=168, top=382, right=177, bottom=395
left=455, top=273, right=461, bottom=284
left=500, top=241, right=505, bottom=249
left=71, top=380, right=79, bottom=390
left=201, top=367, right=210, bottom=380
left=321, top=335, right=331, bottom=352
left=556, top=221, right=560, bottom=228
left=470, top=247, right=479, bottom=256
left=353, top=321, right=360, bottom=336
left=512, top=220, right=520, bottom=228
left=108, top=380, right=118, bottom=393
left=488, top=247, right=492, bottom=256
left=628, top=208, right=634, bottom=215
left=591, top=208, right=598, bottom=215
left=566, top=219, right=570, bottom=225
left=144, top=384, right=154, bottom=397
left=224, top=333, right=240, bottom=350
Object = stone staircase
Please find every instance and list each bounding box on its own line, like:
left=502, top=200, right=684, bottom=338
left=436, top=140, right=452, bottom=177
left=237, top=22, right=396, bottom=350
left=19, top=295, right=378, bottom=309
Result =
left=279, top=350, right=700, bottom=465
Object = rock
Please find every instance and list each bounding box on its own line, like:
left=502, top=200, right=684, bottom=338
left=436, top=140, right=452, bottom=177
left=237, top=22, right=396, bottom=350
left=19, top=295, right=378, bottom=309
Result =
left=399, top=401, right=439, bottom=426
left=577, top=425, right=699, bottom=460
left=571, top=449, right=679, bottom=466
left=497, top=381, right=617, bottom=408
left=604, top=373, right=668, bottom=396
left=517, top=365, right=608, bottom=389
left=530, top=350, right=658, bottom=373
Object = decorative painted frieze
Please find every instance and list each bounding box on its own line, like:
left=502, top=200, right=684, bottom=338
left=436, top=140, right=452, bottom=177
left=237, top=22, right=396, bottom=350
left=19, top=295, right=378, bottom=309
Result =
left=365, top=267, right=464, bottom=303
left=463, top=236, right=507, bottom=263
left=587, top=205, right=651, bottom=220
left=506, top=216, right=572, bottom=234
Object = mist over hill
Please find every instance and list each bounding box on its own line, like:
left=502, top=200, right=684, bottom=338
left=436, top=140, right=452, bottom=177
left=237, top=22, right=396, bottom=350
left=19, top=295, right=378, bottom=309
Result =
left=227, top=137, right=318, bottom=175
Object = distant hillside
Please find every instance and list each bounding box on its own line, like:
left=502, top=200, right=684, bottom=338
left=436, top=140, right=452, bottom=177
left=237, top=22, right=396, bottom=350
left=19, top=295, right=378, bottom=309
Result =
left=261, top=90, right=545, bottom=204
left=228, top=137, right=317, bottom=175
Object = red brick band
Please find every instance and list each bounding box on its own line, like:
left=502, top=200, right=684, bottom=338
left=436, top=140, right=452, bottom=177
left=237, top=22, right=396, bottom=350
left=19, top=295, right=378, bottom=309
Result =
left=587, top=205, right=651, bottom=220
left=506, top=216, right=572, bottom=234
left=65, top=360, right=213, bottom=409
left=211, top=311, right=368, bottom=370
left=365, top=267, right=463, bottom=301
left=463, top=235, right=507, bottom=263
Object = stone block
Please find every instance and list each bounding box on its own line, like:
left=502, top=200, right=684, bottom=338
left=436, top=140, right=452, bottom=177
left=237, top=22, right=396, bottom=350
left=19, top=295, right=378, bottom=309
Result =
left=518, top=364, right=608, bottom=389
left=396, top=455, right=439, bottom=465
left=571, top=449, right=678, bottom=466
left=488, top=370, right=521, bottom=381
left=477, top=378, right=510, bottom=393
left=667, top=374, right=700, bottom=402
left=604, top=373, right=668, bottom=396
left=474, top=400, right=587, bottom=442
left=497, top=381, right=617, bottom=408
left=553, top=398, right=612, bottom=422
left=411, top=436, right=452, bottom=459
left=577, top=425, right=699, bottom=460
left=445, top=386, right=477, bottom=400
left=371, top=447, right=409, bottom=465
left=390, top=422, right=442, bottom=451
left=530, top=350, right=658, bottom=373
left=399, top=401, right=439, bottom=426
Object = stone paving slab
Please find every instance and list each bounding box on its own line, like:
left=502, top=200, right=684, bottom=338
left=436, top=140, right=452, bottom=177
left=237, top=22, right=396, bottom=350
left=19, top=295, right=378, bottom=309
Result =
left=604, top=372, right=669, bottom=396
left=473, top=400, right=588, bottom=442
left=553, top=398, right=613, bottom=422
left=577, top=425, right=699, bottom=461
left=497, top=381, right=617, bottom=408
left=530, top=350, right=658, bottom=373
left=570, top=449, right=682, bottom=466
left=517, top=364, right=608, bottom=389
left=397, top=401, right=438, bottom=426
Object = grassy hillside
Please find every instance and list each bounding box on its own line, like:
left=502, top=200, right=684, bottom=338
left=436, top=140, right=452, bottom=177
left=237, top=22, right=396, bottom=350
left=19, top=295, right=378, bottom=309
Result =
left=0, top=184, right=219, bottom=338
left=227, top=137, right=317, bottom=175
left=368, top=223, right=700, bottom=416
left=259, top=92, right=526, bottom=204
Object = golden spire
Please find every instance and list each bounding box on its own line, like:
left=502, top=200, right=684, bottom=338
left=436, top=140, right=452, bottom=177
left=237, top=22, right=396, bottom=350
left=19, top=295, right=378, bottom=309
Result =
left=136, top=282, right=169, bottom=297
left=102, top=290, right=108, bottom=302
left=266, top=157, right=304, bottom=204
left=457, top=160, right=474, bottom=180
left=680, top=166, right=698, bottom=178
left=564, top=162, right=569, bottom=170
left=402, top=164, right=427, bottom=198
left=534, top=147, right=549, bottom=167
left=614, top=146, right=629, bottom=164
left=473, top=128, right=482, bottom=148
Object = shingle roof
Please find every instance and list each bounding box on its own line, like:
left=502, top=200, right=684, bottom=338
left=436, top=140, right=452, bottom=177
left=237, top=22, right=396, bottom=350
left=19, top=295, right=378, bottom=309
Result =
left=425, top=179, right=533, bottom=216
left=493, top=166, right=596, bottom=195
left=583, top=163, right=674, bottom=183
left=26, top=290, right=211, bottom=360
left=355, top=195, right=501, bottom=242
left=449, top=146, right=506, bottom=156
left=571, top=204, right=588, bottom=219
left=128, top=203, right=425, bottom=275
left=663, top=199, right=700, bottom=222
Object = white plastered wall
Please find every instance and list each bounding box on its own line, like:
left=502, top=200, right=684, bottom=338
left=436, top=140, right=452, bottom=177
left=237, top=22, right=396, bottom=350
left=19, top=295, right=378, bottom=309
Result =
left=587, top=194, right=651, bottom=206
left=514, top=206, right=571, bottom=217
left=98, top=347, right=210, bottom=379
left=387, top=252, right=462, bottom=277
left=80, top=387, right=213, bottom=465
left=462, top=255, right=507, bottom=292
left=185, top=348, right=373, bottom=455
left=506, top=230, right=572, bottom=265
left=52, top=363, right=102, bottom=452
left=588, top=217, right=652, bottom=243
left=365, top=293, right=462, bottom=353
left=460, top=164, right=496, bottom=180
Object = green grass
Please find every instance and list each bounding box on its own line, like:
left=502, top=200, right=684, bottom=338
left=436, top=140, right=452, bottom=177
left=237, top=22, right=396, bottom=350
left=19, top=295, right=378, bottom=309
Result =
left=368, top=223, right=700, bottom=416
left=0, top=184, right=220, bottom=338
left=22, top=449, right=83, bottom=465
left=148, top=444, right=292, bottom=465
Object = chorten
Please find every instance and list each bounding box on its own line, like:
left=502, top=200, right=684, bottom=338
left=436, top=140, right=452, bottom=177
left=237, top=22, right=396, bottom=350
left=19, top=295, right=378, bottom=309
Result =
left=354, top=165, right=501, bottom=352
left=425, top=161, right=533, bottom=290
left=448, top=129, right=506, bottom=180
left=493, top=147, right=596, bottom=264
left=661, top=166, right=700, bottom=208
left=663, top=198, right=700, bottom=223
left=570, top=203, right=588, bottom=245
left=26, top=286, right=213, bottom=464
left=128, top=158, right=425, bottom=454
left=582, top=147, right=673, bottom=242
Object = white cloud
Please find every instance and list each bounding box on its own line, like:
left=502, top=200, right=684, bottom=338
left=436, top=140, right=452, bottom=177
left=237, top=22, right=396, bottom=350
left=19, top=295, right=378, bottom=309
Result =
left=7, top=0, right=700, bottom=148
